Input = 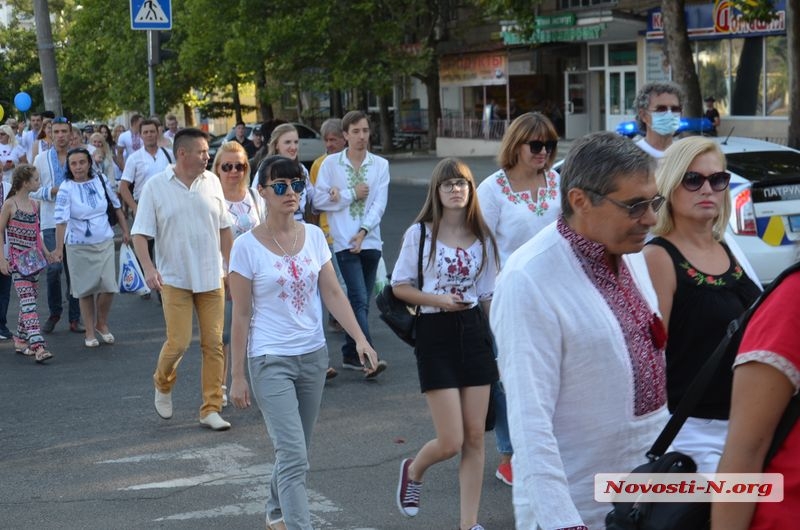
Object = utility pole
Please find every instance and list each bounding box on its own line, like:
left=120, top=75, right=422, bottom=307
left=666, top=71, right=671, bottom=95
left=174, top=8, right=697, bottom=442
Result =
left=33, top=0, right=63, bottom=115
left=147, top=30, right=157, bottom=117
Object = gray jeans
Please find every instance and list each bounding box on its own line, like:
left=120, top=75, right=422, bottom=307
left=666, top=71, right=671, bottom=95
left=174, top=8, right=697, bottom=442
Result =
left=249, top=346, right=328, bottom=530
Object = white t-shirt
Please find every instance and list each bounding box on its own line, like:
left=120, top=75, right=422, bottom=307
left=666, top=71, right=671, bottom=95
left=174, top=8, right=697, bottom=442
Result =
left=0, top=143, right=26, bottom=183
left=229, top=225, right=331, bottom=357
left=117, top=130, right=142, bottom=161
left=121, top=146, right=173, bottom=201
left=226, top=189, right=264, bottom=239
left=390, top=222, right=497, bottom=313
left=635, top=138, right=666, bottom=159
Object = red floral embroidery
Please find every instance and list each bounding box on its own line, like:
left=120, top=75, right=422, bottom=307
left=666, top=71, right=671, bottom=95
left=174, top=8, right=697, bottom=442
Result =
left=495, top=170, right=558, bottom=216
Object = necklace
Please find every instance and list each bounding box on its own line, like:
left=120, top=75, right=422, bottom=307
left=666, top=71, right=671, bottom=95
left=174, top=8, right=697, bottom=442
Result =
left=269, top=223, right=299, bottom=257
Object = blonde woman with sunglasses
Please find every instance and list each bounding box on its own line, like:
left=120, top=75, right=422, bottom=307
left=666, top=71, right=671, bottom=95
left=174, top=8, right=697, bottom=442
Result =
left=643, top=136, right=761, bottom=472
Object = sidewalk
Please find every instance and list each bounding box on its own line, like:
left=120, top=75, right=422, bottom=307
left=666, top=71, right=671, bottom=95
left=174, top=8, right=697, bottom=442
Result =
left=386, top=138, right=574, bottom=186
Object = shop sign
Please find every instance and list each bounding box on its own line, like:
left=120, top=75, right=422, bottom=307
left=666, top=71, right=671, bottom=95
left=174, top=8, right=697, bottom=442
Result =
left=535, top=13, right=576, bottom=28
left=646, top=0, right=786, bottom=40
left=502, top=24, right=606, bottom=45
left=439, top=52, right=508, bottom=87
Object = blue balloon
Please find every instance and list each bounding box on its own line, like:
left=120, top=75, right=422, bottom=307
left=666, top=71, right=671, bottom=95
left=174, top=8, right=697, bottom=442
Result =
left=14, top=92, right=32, bottom=112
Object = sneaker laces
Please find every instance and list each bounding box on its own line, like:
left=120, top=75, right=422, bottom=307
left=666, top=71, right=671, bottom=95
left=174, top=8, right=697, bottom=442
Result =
left=403, top=480, right=422, bottom=507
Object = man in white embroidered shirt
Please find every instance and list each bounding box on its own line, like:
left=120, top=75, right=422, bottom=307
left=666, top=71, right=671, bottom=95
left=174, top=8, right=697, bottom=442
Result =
left=313, top=110, right=389, bottom=376
left=131, top=128, right=234, bottom=431
left=491, top=132, right=670, bottom=529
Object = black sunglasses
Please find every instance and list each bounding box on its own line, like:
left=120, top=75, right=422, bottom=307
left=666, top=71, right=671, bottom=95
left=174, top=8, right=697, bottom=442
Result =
left=682, top=171, right=731, bottom=192
left=527, top=140, right=558, bottom=154
left=649, top=105, right=682, bottom=113
left=220, top=162, right=246, bottom=172
left=267, top=180, right=305, bottom=196
left=53, top=116, right=71, bottom=124
left=585, top=189, right=666, bottom=219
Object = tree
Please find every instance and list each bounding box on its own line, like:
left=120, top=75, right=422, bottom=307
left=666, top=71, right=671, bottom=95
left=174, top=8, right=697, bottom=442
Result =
left=0, top=12, right=41, bottom=116
left=661, top=0, right=702, bottom=117
left=786, top=0, right=799, bottom=148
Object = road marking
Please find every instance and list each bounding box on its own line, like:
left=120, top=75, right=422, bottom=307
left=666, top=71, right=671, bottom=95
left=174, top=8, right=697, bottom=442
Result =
left=96, top=443, right=358, bottom=526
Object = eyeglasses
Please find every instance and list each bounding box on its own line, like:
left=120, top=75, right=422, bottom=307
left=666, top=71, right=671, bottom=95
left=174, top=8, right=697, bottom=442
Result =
left=649, top=105, right=682, bottom=114
left=440, top=179, right=469, bottom=193
left=220, top=162, right=246, bottom=172
left=526, top=140, right=558, bottom=154
left=53, top=116, right=71, bottom=124
left=267, top=180, right=306, bottom=195
left=682, top=171, right=731, bottom=192
left=584, top=189, right=666, bottom=219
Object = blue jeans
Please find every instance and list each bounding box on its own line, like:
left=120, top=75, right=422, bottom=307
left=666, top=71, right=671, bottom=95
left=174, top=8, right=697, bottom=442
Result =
left=42, top=228, right=80, bottom=322
left=492, top=381, right=513, bottom=455
left=335, top=249, right=381, bottom=359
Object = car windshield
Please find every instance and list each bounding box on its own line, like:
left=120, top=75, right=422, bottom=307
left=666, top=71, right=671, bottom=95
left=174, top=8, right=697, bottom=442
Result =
left=726, top=151, right=800, bottom=183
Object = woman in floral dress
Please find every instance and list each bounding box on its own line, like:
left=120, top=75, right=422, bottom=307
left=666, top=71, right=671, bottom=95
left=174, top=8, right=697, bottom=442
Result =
left=475, top=111, right=561, bottom=487
left=644, top=136, right=761, bottom=472
left=392, top=158, right=499, bottom=530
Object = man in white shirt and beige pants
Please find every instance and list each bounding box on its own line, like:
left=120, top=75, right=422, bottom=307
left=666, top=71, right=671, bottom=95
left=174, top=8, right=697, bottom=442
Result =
left=132, top=128, right=234, bottom=431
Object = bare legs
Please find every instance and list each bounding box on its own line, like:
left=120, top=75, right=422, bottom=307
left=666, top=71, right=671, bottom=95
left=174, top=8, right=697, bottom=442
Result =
left=79, top=292, right=115, bottom=340
left=408, top=385, right=491, bottom=530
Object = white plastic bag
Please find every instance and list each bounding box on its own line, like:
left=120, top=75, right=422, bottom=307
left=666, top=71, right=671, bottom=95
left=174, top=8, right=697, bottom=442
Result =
left=118, top=243, right=151, bottom=295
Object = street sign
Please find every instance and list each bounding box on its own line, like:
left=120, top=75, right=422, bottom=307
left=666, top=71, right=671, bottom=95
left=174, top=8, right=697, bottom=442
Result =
left=130, top=0, right=172, bottom=30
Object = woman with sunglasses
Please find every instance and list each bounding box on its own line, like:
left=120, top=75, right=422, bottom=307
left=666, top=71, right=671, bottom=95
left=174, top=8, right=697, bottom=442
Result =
left=393, top=158, right=499, bottom=530
left=475, top=111, right=560, bottom=488
left=229, top=156, right=379, bottom=530
left=52, top=147, right=130, bottom=348
left=211, top=141, right=264, bottom=407
left=643, top=136, right=761, bottom=472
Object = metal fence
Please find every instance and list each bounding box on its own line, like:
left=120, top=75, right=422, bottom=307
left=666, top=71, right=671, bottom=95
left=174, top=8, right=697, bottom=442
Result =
left=437, top=117, right=509, bottom=140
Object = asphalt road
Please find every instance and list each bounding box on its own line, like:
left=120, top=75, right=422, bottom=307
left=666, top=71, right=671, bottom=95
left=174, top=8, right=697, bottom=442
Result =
left=0, top=173, right=517, bottom=530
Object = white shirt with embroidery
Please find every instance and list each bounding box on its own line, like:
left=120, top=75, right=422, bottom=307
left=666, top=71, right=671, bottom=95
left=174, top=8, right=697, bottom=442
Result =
left=229, top=224, right=331, bottom=357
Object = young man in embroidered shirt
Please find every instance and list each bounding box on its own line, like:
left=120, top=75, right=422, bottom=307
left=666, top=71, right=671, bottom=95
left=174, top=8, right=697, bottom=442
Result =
left=313, top=111, right=388, bottom=377
left=132, top=128, right=234, bottom=431
left=491, top=132, right=669, bottom=529
left=32, top=117, right=83, bottom=334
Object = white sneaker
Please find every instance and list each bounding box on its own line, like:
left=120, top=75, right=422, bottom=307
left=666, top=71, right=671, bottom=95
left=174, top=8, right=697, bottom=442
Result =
left=154, top=389, right=172, bottom=419
left=199, top=412, right=231, bottom=431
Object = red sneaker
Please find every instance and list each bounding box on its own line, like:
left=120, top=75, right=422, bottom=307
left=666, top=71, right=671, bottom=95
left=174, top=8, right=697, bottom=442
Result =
left=396, top=458, right=422, bottom=517
left=496, top=461, right=513, bottom=486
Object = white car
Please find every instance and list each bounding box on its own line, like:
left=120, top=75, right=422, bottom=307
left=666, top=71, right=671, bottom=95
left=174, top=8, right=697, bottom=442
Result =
left=553, top=137, right=800, bottom=284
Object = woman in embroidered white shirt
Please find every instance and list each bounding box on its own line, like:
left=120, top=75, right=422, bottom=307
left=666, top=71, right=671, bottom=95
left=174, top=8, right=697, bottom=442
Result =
left=53, top=147, right=129, bottom=348
left=392, top=158, right=499, bottom=530
left=476, top=111, right=561, bottom=487
left=228, top=156, right=380, bottom=530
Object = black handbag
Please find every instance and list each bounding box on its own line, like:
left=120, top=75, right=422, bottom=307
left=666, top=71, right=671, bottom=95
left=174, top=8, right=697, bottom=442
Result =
left=376, top=222, right=425, bottom=347
left=606, top=262, right=800, bottom=530
left=99, top=173, right=118, bottom=227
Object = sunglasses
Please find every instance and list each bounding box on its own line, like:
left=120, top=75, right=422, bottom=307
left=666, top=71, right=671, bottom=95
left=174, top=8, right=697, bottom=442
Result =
left=267, top=180, right=305, bottom=196
left=585, top=189, right=666, bottom=219
left=649, top=105, right=682, bottom=113
left=682, top=171, right=731, bottom=192
left=527, top=140, right=558, bottom=154
left=220, top=162, right=246, bottom=172
left=53, top=116, right=71, bottom=124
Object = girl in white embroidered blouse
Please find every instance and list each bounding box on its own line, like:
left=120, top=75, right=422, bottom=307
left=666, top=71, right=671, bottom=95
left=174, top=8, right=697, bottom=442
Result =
left=392, top=158, right=499, bottom=530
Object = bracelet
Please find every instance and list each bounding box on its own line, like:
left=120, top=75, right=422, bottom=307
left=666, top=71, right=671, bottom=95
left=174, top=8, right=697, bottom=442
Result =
left=359, top=226, right=369, bottom=235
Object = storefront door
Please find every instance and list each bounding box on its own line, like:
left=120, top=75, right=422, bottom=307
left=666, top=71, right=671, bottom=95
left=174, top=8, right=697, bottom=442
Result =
left=564, top=71, right=591, bottom=139
left=606, top=68, right=637, bottom=132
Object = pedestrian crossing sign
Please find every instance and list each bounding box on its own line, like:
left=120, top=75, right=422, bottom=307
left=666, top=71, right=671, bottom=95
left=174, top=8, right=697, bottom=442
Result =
left=130, top=0, right=172, bottom=30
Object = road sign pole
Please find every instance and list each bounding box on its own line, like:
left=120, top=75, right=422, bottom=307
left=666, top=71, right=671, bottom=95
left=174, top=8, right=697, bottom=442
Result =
left=147, top=30, right=156, bottom=116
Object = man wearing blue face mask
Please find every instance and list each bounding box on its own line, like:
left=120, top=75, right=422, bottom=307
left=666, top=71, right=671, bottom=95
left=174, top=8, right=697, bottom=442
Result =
left=633, top=81, right=684, bottom=159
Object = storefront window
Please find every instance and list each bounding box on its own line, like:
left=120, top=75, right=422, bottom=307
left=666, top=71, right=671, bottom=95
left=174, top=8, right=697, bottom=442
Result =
left=696, top=39, right=729, bottom=114
left=765, top=35, right=788, bottom=116
left=589, top=44, right=605, bottom=68
left=608, top=42, right=636, bottom=66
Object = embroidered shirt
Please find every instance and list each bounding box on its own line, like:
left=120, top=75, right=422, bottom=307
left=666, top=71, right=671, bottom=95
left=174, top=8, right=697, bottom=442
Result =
left=558, top=217, right=667, bottom=416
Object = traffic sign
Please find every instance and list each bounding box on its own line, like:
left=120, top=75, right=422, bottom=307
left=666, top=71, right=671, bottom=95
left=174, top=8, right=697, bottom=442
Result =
left=130, top=0, right=172, bottom=30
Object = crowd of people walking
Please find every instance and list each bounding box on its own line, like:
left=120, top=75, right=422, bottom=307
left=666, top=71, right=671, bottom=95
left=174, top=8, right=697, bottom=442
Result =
left=3, top=93, right=799, bottom=529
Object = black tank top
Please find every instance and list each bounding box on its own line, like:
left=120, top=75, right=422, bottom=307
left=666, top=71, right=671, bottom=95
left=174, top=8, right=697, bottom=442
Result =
left=648, top=237, right=761, bottom=419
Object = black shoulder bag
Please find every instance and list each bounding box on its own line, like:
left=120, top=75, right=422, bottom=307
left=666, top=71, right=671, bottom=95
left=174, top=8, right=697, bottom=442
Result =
left=99, top=174, right=118, bottom=227
left=606, top=261, right=800, bottom=530
left=376, top=222, right=425, bottom=347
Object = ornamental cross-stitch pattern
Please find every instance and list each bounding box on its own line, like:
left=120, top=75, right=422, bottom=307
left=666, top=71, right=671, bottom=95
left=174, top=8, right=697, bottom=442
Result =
left=345, top=164, right=368, bottom=219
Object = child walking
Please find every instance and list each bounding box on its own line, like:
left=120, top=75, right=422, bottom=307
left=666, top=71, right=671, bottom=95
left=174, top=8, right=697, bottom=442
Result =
left=392, top=158, right=499, bottom=530
left=0, top=165, right=54, bottom=363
